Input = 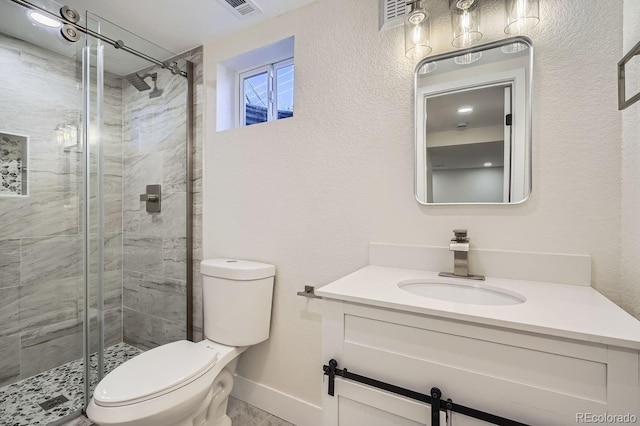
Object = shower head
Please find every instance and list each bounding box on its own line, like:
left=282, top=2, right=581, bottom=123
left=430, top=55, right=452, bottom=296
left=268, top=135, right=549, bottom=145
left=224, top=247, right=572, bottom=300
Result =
left=125, top=72, right=163, bottom=99
left=125, top=72, right=152, bottom=91
left=149, top=82, right=163, bottom=99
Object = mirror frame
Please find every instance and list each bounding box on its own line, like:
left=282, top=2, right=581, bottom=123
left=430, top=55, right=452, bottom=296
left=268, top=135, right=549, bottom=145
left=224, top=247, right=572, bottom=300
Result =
left=414, top=36, right=534, bottom=206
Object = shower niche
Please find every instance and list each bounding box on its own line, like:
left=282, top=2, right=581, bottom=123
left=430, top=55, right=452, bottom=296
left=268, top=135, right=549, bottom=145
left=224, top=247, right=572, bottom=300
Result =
left=0, top=131, right=28, bottom=196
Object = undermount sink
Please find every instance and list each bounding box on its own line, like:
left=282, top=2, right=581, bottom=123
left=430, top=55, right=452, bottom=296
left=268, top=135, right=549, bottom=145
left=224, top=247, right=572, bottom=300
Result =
left=398, top=279, right=526, bottom=306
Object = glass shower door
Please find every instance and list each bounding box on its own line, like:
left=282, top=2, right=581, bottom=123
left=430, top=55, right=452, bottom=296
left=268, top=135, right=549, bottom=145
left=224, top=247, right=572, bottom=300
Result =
left=84, top=10, right=192, bottom=400
left=0, top=0, right=87, bottom=422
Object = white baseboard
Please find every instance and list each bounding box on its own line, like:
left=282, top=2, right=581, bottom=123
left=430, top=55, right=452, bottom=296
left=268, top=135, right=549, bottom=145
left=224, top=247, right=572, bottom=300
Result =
left=231, top=374, right=322, bottom=426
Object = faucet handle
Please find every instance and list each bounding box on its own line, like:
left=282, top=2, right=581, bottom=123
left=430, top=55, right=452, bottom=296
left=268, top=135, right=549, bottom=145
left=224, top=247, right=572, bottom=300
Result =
left=452, top=229, right=468, bottom=241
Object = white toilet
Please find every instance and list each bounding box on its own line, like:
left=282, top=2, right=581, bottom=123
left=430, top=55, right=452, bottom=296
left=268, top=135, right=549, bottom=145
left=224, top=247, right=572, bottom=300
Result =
left=87, top=258, right=275, bottom=426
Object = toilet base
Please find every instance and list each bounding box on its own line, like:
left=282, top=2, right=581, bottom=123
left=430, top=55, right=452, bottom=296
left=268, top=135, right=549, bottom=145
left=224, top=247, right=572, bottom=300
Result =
left=87, top=343, right=245, bottom=426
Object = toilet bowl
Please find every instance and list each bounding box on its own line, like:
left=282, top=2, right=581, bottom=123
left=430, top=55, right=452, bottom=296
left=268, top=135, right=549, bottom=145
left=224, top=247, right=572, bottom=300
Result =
left=87, top=259, right=275, bottom=426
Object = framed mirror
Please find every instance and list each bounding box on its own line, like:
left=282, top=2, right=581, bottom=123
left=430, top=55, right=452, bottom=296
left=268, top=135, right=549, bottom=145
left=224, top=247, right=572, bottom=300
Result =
left=414, top=37, right=533, bottom=205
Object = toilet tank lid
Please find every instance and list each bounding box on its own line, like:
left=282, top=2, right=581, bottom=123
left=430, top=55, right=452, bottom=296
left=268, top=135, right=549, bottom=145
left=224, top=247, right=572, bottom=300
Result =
left=200, top=258, right=275, bottom=280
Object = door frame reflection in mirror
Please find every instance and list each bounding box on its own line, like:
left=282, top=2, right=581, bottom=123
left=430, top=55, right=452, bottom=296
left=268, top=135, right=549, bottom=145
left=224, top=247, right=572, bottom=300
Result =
left=414, top=36, right=533, bottom=205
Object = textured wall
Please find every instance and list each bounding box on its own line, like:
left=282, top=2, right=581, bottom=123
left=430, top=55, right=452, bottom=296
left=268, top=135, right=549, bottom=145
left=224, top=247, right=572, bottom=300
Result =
left=621, top=0, right=640, bottom=318
left=203, top=0, right=623, bottom=407
left=0, top=33, right=123, bottom=386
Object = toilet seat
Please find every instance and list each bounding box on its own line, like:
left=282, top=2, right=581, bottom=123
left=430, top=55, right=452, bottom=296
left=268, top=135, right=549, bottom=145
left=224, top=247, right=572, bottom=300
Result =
left=94, top=340, right=220, bottom=407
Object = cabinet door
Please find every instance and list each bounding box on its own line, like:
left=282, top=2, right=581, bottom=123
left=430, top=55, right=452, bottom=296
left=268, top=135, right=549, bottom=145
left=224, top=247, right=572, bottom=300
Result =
left=329, top=380, right=448, bottom=426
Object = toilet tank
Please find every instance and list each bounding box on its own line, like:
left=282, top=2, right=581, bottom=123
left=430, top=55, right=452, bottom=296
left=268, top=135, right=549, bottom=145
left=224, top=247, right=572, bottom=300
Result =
left=200, top=259, right=275, bottom=347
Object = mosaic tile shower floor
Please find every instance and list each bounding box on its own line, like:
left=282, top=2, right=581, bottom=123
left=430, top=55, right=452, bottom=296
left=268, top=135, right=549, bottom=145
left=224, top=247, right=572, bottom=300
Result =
left=0, top=343, right=142, bottom=426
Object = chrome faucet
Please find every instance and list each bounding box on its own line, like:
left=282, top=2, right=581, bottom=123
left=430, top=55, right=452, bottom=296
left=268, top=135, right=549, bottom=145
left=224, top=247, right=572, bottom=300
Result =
left=438, top=229, right=485, bottom=281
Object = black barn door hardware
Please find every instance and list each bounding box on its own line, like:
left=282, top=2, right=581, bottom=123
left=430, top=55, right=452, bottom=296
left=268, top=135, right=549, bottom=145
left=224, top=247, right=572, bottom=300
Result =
left=323, top=359, right=528, bottom=426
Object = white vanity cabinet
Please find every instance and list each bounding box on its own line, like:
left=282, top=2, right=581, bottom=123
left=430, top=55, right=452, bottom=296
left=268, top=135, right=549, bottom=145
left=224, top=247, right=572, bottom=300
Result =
left=320, top=297, right=640, bottom=426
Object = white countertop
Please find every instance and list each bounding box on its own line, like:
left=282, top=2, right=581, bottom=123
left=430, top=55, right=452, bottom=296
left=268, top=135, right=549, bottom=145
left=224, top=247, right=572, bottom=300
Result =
left=316, top=265, right=640, bottom=350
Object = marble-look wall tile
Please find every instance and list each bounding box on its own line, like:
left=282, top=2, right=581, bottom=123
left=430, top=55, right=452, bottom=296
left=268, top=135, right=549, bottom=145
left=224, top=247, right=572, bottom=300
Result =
left=88, top=307, right=122, bottom=353
left=20, top=236, right=82, bottom=287
left=27, top=155, right=81, bottom=195
left=123, top=270, right=186, bottom=324
left=0, top=334, right=20, bottom=386
left=0, top=239, right=20, bottom=288
left=19, top=279, right=79, bottom=331
left=122, top=152, right=164, bottom=199
left=18, top=48, right=80, bottom=85
left=121, top=61, right=194, bottom=347
left=193, top=270, right=204, bottom=342
left=0, top=286, right=20, bottom=337
left=123, top=307, right=163, bottom=351
left=81, top=269, right=123, bottom=314
left=123, top=234, right=163, bottom=274
left=161, top=192, right=187, bottom=238
left=104, top=308, right=123, bottom=347
left=189, top=49, right=204, bottom=343
left=162, top=319, right=186, bottom=343
left=123, top=194, right=140, bottom=233
left=0, top=193, right=79, bottom=239
left=163, top=237, right=186, bottom=280
left=138, top=208, right=163, bottom=237
left=20, top=318, right=82, bottom=378
left=163, top=142, right=187, bottom=193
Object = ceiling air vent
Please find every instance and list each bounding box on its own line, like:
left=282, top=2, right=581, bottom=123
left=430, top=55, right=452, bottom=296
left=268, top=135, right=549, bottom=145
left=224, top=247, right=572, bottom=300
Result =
left=379, top=0, right=407, bottom=30
left=218, top=0, right=262, bottom=19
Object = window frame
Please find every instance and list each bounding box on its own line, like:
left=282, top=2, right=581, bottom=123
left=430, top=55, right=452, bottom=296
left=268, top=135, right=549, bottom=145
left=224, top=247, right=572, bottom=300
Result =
left=238, top=57, right=294, bottom=127
left=273, top=58, right=294, bottom=119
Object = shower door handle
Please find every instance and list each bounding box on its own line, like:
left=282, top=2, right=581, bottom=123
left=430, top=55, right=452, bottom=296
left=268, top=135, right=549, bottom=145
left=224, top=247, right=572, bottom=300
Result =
left=140, top=184, right=161, bottom=213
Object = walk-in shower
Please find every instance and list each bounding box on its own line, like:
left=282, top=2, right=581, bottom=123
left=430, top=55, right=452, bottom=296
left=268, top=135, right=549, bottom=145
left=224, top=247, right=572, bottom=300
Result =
left=0, top=1, right=199, bottom=424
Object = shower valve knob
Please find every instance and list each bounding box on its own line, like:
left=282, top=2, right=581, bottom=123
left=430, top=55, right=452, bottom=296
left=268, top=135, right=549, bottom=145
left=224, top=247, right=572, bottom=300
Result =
left=140, top=185, right=161, bottom=213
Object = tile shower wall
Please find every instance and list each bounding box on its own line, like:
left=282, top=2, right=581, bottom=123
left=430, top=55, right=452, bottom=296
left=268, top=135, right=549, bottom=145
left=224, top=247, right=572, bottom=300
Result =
left=189, top=47, right=205, bottom=343
left=121, top=62, right=190, bottom=350
left=0, top=33, right=123, bottom=387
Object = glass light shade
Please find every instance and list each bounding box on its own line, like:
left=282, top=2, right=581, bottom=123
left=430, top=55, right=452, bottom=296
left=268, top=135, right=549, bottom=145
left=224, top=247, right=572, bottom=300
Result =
left=417, top=62, right=437, bottom=75
left=453, top=51, right=482, bottom=65
left=404, top=3, right=432, bottom=60
left=504, top=0, right=539, bottom=35
left=450, top=0, right=482, bottom=49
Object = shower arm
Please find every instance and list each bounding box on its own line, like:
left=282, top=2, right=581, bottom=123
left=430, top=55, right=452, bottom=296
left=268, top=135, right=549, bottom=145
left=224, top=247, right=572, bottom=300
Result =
left=8, top=0, right=187, bottom=78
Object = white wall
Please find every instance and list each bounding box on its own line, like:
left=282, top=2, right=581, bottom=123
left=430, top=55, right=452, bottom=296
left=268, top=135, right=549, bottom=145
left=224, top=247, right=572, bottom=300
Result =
left=203, top=0, right=624, bottom=414
left=621, top=0, right=640, bottom=317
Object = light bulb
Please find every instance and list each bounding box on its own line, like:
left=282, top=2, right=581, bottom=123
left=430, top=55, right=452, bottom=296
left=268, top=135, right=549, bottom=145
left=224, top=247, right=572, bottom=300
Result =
left=28, top=11, right=62, bottom=28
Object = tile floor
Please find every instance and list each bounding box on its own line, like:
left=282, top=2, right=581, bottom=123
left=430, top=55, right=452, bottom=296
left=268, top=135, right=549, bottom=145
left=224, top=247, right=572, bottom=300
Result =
left=0, top=343, right=141, bottom=426
left=60, top=397, right=296, bottom=426
left=0, top=342, right=295, bottom=426
left=227, top=397, right=296, bottom=426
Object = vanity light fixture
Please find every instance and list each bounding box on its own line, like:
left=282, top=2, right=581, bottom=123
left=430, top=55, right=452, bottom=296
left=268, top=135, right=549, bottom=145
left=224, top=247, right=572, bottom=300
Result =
left=503, top=0, right=539, bottom=53
left=457, top=106, right=473, bottom=114
left=484, top=162, right=492, bottom=167
left=504, top=0, right=539, bottom=35
left=449, top=0, right=482, bottom=65
left=404, top=0, right=432, bottom=60
left=28, top=10, right=62, bottom=28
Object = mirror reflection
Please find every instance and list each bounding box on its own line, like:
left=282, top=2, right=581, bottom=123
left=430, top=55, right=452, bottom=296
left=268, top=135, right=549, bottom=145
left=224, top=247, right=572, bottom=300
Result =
left=415, top=37, right=533, bottom=205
